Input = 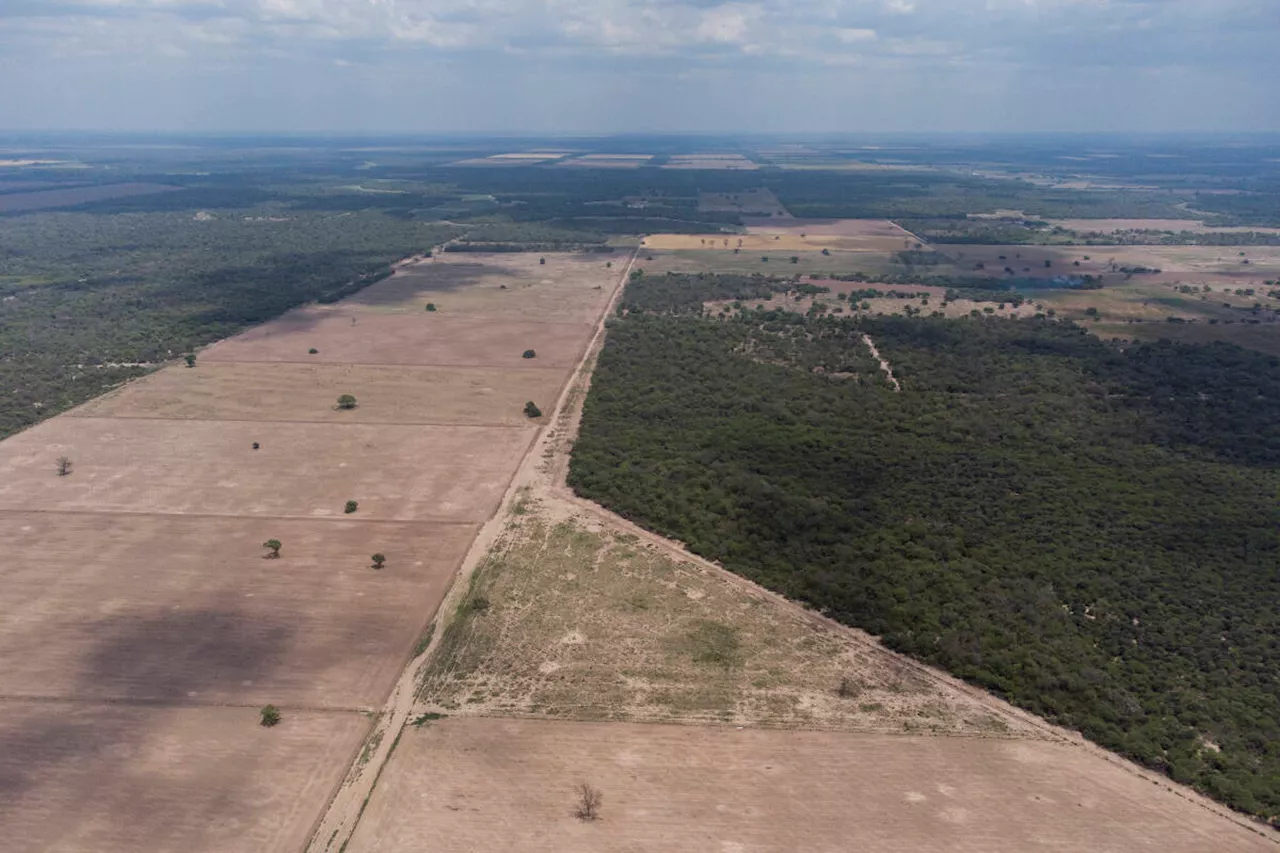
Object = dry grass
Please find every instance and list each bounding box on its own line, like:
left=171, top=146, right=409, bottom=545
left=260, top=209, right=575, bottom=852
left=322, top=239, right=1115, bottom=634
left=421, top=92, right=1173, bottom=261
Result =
left=417, top=508, right=1030, bottom=736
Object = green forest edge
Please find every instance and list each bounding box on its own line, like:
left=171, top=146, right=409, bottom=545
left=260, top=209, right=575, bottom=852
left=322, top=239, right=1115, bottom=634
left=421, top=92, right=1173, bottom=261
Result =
left=568, top=270, right=1280, bottom=823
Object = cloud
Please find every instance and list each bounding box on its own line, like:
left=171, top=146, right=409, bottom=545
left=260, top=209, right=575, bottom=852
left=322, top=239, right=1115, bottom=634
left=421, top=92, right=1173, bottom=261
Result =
left=0, top=0, right=1275, bottom=131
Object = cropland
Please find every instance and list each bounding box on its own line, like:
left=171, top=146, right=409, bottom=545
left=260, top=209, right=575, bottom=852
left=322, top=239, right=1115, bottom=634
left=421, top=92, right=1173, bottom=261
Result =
left=0, top=249, right=626, bottom=852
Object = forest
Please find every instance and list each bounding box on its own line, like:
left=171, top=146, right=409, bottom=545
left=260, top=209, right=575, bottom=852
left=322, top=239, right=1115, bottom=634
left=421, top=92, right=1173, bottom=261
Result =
left=571, top=274, right=1280, bottom=821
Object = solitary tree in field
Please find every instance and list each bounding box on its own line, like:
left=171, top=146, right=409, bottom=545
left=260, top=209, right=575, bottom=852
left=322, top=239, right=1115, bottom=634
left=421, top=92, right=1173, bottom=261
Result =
left=539, top=257, right=546, bottom=265
left=263, top=539, right=282, bottom=559
left=345, top=500, right=358, bottom=514
left=574, top=783, right=603, bottom=821
left=309, top=348, right=319, bottom=354
left=522, top=349, right=537, bottom=359
left=337, top=394, right=357, bottom=410
left=260, top=705, right=281, bottom=727
left=425, top=303, right=437, bottom=312
left=184, top=353, right=196, bottom=368
left=524, top=401, right=543, bottom=419
left=371, top=553, right=386, bottom=570
left=56, top=456, right=73, bottom=476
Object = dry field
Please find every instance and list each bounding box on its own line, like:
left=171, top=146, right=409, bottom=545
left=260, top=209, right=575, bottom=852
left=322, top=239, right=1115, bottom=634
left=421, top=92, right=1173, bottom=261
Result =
left=0, top=417, right=532, bottom=520
left=0, top=249, right=625, bottom=852
left=0, top=511, right=474, bottom=708
left=1, top=702, right=369, bottom=853
left=346, top=718, right=1274, bottom=853
left=71, top=362, right=566, bottom=427
left=663, top=154, right=758, bottom=170
left=356, top=252, right=617, bottom=324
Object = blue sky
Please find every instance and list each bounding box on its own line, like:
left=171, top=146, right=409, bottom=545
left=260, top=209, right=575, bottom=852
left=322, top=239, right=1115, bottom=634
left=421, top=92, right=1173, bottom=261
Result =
left=0, top=0, right=1276, bottom=133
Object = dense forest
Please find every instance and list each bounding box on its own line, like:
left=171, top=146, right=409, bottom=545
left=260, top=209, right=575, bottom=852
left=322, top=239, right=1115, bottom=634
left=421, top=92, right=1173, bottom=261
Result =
left=571, top=275, right=1280, bottom=821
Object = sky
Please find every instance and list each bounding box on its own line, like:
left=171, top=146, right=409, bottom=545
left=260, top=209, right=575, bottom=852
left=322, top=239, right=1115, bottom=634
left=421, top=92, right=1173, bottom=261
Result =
left=0, top=0, right=1277, bottom=134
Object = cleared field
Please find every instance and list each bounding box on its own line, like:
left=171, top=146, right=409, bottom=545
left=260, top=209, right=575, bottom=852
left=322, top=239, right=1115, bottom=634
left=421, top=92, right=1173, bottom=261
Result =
left=636, top=248, right=913, bottom=277
left=0, top=417, right=533, bottom=521
left=0, top=701, right=369, bottom=853
left=72, top=362, right=565, bottom=427
left=663, top=154, right=757, bottom=170
left=357, top=253, right=616, bottom=324
left=420, top=514, right=1026, bottom=736
left=347, top=718, right=1274, bottom=853
left=0, top=512, right=474, bottom=707
left=202, top=310, right=590, bottom=370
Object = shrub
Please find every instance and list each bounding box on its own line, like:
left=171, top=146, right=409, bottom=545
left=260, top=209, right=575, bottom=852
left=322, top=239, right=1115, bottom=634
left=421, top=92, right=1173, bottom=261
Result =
left=425, top=303, right=437, bottom=312
left=337, top=394, right=357, bottom=410
left=309, top=348, right=319, bottom=354
left=184, top=353, right=196, bottom=368
left=344, top=500, right=358, bottom=514
left=574, top=783, right=603, bottom=821
left=260, top=705, right=282, bottom=727
left=371, top=553, right=386, bottom=569
left=56, top=456, right=73, bottom=476
left=263, top=539, right=282, bottom=558
left=522, top=349, right=536, bottom=359
left=524, top=401, right=543, bottom=418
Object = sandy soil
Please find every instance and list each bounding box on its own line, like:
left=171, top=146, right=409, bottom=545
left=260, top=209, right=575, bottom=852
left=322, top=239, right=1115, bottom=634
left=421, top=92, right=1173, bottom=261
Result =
left=346, top=718, right=1276, bottom=853
left=71, top=362, right=566, bottom=427
left=0, top=702, right=369, bottom=853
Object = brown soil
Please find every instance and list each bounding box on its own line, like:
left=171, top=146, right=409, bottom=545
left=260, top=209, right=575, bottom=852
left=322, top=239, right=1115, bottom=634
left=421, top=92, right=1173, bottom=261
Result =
left=347, top=718, right=1276, bottom=853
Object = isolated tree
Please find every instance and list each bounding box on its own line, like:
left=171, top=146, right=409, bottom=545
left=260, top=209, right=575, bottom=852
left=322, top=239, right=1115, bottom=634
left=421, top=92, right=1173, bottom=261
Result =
left=345, top=500, right=358, bottom=514
left=790, top=256, right=799, bottom=264
left=606, top=262, right=613, bottom=268
left=263, top=539, right=282, bottom=559
left=539, top=257, right=546, bottom=265
left=56, top=456, right=73, bottom=476
left=184, top=353, right=196, bottom=368
left=337, top=394, right=357, bottom=410
left=371, top=553, right=386, bottom=570
left=260, top=705, right=282, bottom=727
left=1044, top=259, right=1052, bottom=268
left=309, top=347, right=319, bottom=354
left=522, top=349, right=537, bottom=359
left=574, top=783, right=603, bottom=821
left=524, top=401, right=543, bottom=419
left=425, top=303, right=437, bottom=312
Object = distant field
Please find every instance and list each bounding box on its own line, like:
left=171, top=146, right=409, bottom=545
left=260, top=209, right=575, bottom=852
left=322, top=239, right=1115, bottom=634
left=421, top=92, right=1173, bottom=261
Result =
left=0, top=182, right=177, bottom=212
left=347, top=718, right=1274, bottom=853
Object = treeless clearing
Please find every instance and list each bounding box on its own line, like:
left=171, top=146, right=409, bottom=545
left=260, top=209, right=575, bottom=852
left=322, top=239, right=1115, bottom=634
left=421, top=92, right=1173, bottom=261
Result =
left=698, top=189, right=790, bottom=217
left=346, top=718, right=1275, bottom=853
left=642, top=230, right=905, bottom=253
left=0, top=417, right=533, bottom=520
left=662, top=155, right=758, bottom=170
left=72, top=362, right=566, bottom=427
left=0, top=701, right=369, bottom=853
left=0, top=512, right=474, bottom=707
left=359, top=253, right=616, bottom=324
left=202, top=310, right=591, bottom=371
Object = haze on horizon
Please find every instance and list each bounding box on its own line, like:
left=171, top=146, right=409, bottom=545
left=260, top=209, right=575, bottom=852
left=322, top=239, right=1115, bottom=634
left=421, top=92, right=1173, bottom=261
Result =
left=0, top=0, right=1277, bottom=136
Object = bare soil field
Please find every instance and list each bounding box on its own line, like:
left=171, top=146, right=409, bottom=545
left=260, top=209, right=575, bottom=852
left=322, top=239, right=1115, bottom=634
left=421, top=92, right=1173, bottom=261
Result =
left=359, top=253, right=616, bottom=324
left=0, top=512, right=474, bottom=707
left=663, top=154, right=758, bottom=170
left=0, top=182, right=178, bottom=212
left=202, top=311, right=590, bottom=371
left=0, top=417, right=533, bottom=521
left=72, top=362, right=566, bottom=427
left=1050, top=218, right=1280, bottom=235
left=0, top=701, right=369, bottom=853
left=346, top=718, right=1275, bottom=853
